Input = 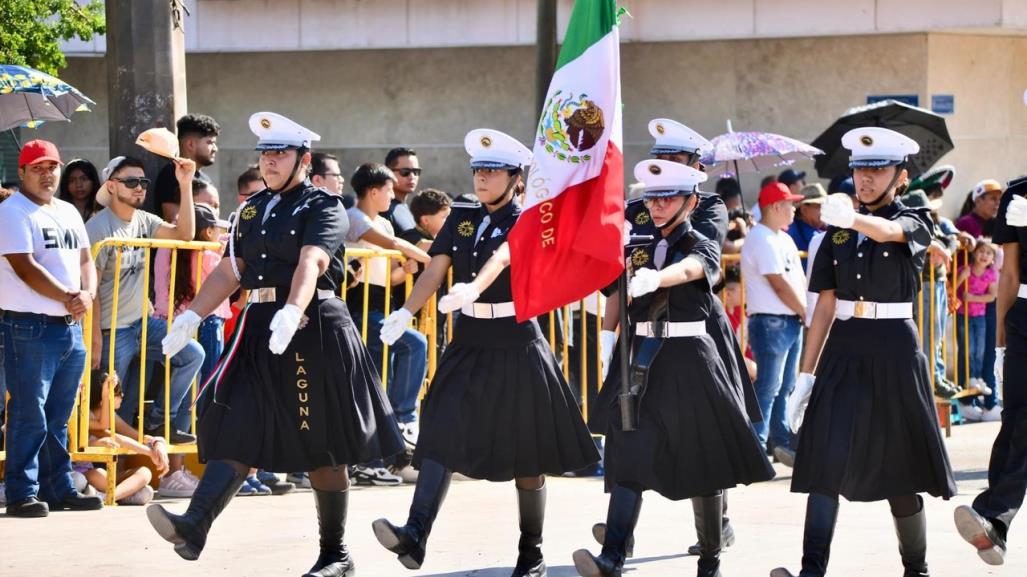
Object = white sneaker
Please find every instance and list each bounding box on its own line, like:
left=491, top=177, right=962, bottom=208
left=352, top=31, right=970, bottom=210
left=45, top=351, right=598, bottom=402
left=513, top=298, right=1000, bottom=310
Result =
left=159, top=469, right=199, bottom=498
left=351, top=465, right=403, bottom=486
left=982, top=406, right=1003, bottom=422
left=400, top=422, right=419, bottom=446
left=286, top=472, right=312, bottom=488
left=71, top=471, right=88, bottom=493
left=961, top=404, right=985, bottom=422
left=120, top=485, right=154, bottom=505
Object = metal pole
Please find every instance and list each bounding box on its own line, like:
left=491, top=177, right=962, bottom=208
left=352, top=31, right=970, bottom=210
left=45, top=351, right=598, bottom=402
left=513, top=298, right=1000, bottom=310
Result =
left=536, top=0, right=558, bottom=118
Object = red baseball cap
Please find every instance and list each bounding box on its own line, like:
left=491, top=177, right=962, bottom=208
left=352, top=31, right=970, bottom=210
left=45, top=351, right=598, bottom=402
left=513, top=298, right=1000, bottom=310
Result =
left=759, top=181, right=804, bottom=208
left=18, top=140, right=63, bottom=167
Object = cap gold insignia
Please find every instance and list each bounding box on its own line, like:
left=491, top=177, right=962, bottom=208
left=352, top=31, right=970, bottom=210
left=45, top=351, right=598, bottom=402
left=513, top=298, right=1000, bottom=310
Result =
left=480, top=136, right=492, bottom=148
left=832, top=230, right=851, bottom=245
left=630, top=248, right=650, bottom=267
left=655, top=123, right=665, bottom=135
left=457, top=221, right=475, bottom=237
left=260, top=118, right=272, bottom=130
left=649, top=164, right=662, bottom=175
left=860, top=135, right=873, bottom=147
left=634, top=211, right=651, bottom=226
left=241, top=205, right=258, bottom=221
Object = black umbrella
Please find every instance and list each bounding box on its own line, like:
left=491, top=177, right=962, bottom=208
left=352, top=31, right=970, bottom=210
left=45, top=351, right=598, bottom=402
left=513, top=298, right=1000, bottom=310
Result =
left=812, top=99, right=953, bottom=179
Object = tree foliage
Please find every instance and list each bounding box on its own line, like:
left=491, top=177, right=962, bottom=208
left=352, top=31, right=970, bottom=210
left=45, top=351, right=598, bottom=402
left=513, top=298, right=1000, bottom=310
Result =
left=0, top=0, right=106, bottom=75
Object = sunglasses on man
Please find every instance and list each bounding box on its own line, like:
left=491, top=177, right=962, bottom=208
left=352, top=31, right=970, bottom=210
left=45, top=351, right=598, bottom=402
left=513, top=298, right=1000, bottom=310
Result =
left=112, top=177, right=151, bottom=190
left=394, top=168, right=422, bottom=177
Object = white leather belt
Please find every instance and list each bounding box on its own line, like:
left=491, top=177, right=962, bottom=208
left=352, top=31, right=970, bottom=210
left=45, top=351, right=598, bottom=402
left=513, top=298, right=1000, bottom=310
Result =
left=461, top=301, right=516, bottom=319
left=1019, top=283, right=1027, bottom=300
left=836, top=300, right=913, bottom=320
left=249, top=287, right=336, bottom=304
left=635, top=320, right=706, bottom=338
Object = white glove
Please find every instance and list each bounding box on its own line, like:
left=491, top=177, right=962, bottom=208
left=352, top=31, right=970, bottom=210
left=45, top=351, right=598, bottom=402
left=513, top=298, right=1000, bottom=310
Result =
left=438, top=283, right=480, bottom=314
left=786, top=372, right=816, bottom=433
left=268, top=304, right=304, bottom=355
left=628, top=268, right=661, bottom=298
left=380, top=308, right=414, bottom=346
left=622, top=221, right=633, bottom=247
left=161, top=310, right=202, bottom=357
left=599, top=330, right=617, bottom=380
left=995, top=346, right=1006, bottom=385
left=1006, top=195, right=1027, bottom=227
left=820, top=193, right=856, bottom=229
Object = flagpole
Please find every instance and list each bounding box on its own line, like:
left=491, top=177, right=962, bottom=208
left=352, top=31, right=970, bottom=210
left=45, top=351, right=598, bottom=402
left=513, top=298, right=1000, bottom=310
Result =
left=535, top=0, right=558, bottom=117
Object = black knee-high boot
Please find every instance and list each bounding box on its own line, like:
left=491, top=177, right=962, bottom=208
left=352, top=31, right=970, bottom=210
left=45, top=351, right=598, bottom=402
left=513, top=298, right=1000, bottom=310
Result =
left=372, top=458, right=452, bottom=570
left=146, top=460, right=247, bottom=560
left=591, top=493, right=642, bottom=558
left=511, top=484, right=547, bottom=577
left=893, top=496, right=929, bottom=577
left=303, top=489, right=355, bottom=577
left=573, top=485, right=642, bottom=577
left=770, top=493, right=839, bottom=577
left=693, top=492, right=724, bottom=577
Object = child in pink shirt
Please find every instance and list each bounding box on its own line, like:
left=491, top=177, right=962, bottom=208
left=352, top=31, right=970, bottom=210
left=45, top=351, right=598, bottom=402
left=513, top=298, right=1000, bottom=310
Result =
left=956, top=241, right=999, bottom=394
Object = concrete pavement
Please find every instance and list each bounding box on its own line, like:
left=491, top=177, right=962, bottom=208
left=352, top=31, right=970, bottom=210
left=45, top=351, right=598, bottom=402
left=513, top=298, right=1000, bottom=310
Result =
left=2, top=420, right=1021, bottom=577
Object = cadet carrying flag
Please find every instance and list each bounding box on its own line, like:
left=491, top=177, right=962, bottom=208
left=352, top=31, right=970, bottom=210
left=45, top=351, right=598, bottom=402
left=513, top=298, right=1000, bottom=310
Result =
left=508, top=0, right=624, bottom=322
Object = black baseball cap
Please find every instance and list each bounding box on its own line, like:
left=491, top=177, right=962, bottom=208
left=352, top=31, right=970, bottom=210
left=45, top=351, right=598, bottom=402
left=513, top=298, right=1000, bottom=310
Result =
left=777, top=168, right=807, bottom=186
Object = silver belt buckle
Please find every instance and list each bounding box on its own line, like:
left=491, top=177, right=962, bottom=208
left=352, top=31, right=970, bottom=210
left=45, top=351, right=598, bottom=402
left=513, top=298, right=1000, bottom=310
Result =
left=472, top=303, right=492, bottom=318
left=853, top=301, right=876, bottom=319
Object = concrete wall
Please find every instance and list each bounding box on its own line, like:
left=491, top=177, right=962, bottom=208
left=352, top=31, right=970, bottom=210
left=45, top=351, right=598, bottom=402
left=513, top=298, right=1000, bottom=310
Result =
left=36, top=32, right=1026, bottom=217
left=65, top=0, right=1027, bottom=54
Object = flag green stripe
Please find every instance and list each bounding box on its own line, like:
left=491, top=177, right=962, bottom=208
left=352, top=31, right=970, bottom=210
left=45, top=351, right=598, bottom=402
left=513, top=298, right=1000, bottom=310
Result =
left=555, top=0, right=618, bottom=70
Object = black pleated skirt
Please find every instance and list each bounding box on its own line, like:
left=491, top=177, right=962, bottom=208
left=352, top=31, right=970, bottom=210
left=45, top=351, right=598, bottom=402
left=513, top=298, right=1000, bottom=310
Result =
left=197, top=298, right=405, bottom=472
left=791, top=317, right=957, bottom=501
left=600, top=334, right=775, bottom=501
left=412, top=335, right=600, bottom=481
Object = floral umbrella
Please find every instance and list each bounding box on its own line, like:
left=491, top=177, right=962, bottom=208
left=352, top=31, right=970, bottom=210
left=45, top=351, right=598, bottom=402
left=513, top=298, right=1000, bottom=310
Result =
left=0, top=64, right=96, bottom=133
left=700, top=120, right=823, bottom=182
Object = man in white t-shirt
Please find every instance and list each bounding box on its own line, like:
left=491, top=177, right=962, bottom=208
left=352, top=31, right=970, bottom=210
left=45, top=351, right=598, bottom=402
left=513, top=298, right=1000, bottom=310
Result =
left=343, top=163, right=430, bottom=486
left=0, top=140, right=102, bottom=517
left=740, top=181, right=807, bottom=466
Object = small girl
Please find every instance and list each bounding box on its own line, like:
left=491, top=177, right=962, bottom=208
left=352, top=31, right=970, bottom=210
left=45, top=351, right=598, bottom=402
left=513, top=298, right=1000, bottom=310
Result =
left=956, top=240, right=999, bottom=395
left=86, top=370, right=170, bottom=504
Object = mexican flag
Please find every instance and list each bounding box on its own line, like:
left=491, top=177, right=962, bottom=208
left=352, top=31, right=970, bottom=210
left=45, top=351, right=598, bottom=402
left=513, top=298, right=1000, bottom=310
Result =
left=508, top=0, right=624, bottom=323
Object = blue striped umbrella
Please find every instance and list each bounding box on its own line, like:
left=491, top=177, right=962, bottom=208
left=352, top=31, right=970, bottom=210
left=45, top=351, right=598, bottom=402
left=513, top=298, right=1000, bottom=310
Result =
left=0, top=64, right=96, bottom=132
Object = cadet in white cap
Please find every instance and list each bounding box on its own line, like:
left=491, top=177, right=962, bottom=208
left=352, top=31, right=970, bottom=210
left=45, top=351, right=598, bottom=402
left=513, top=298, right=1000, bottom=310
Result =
left=954, top=175, right=1027, bottom=566
left=149, top=112, right=404, bottom=577
left=371, top=128, right=598, bottom=577
left=771, top=127, right=956, bottom=577
left=573, top=160, right=774, bottom=577
left=594, top=119, right=756, bottom=562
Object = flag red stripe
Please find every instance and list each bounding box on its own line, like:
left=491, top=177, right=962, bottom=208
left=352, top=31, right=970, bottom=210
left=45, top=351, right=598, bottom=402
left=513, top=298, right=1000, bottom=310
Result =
left=509, top=145, right=624, bottom=322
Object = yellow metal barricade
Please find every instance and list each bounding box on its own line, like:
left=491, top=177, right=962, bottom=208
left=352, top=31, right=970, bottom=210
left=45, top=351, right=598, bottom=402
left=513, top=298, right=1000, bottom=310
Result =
left=70, top=237, right=220, bottom=505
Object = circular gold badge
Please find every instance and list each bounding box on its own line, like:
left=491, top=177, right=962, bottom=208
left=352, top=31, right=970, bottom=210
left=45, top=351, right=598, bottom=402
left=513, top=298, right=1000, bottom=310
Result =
left=241, top=205, right=258, bottom=221
left=860, top=135, right=873, bottom=147
left=630, top=248, right=649, bottom=267
left=832, top=230, right=851, bottom=245
left=648, top=164, right=662, bottom=175
left=480, top=136, right=492, bottom=148
left=634, top=211, right=651, bottom=226
left=457, top=221, right=475, bottom=237
left=655, top=123, right=665, bottom=135
left=260, top=118, right=271, bottom=129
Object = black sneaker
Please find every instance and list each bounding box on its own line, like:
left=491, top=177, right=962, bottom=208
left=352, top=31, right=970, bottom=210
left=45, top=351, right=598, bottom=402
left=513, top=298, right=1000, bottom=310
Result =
left=145, top=423, right=197, bottom=445
left=5, top=497, right=49, bottom=517
left=48, top=491, right=103, bottom=511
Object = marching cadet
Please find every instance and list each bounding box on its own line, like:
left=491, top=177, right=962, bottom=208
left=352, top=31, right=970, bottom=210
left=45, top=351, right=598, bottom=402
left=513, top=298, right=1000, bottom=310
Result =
left=576, top=159, right=774, bottom=577
left=772, top=127, right=956, bottom=577
left=954, top=175, right=1027, bottom=565
left=372, top=129, right=599, bottom=577
left=593, top=118, right=761, bottom=559
left=150, top=112, right=404, bottom=577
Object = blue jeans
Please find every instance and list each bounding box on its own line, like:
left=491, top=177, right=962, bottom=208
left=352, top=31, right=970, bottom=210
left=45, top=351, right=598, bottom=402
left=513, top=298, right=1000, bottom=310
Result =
left=101, top=316, right=204, bottom=432
left=917, top=277, right=949, bottom=382
left=197, top=316, right=225, bottom=386
left=359, top=310, right=426, bottom=424
left=748, top=314, right=803, bottom=451
left=1, top=316, right=86, bottom=504
left=957, top=306, right=999, bottom=410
